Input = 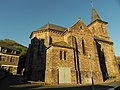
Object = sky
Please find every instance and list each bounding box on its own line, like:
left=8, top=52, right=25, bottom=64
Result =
left=0, top=0, right=120, bottom=56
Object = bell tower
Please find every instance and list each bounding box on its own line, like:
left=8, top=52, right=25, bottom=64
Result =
left=88, top=3, right=120, bottom=79
left=88, top=6, right=109, bottom=41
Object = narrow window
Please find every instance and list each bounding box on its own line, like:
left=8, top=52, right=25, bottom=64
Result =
left=0, top=55, right=1, bottom=61
left=1, top=56, right=6, bottom=61
left=79, top=26, right=83, bottom=29
left=2, top=49, right=7, bottom=53
left=101, top=25, right=103, bottom=30
left=49, top=36, right=52, bottom=45
left=82, top=39, right=85, bottom=54
left=10, top=57, right=12, bottom=62
left=64, top=51, right=66, bottom=60
left=60, top=51, right=62, bottom=60
left=0, top=47, right=1, bottom=52
left=14, top=51, right=16, bottom=54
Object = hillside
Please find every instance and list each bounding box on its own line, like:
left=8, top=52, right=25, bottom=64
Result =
left=116, top=56, right=120, bottom=65
left=116, top=56, right=120, bottom=60
left=0, top=39, right=27, bottom=56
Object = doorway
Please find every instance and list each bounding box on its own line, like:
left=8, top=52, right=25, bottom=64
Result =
left=59, top=67, right=71, bottom=84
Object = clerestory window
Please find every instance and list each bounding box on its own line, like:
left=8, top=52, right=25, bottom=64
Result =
left=82, top=39, right=86, bottom=54
left=49, top=36, right=52, bottom=45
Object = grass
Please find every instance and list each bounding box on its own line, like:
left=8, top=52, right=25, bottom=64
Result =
left=117, top=60, right=120, bottom=65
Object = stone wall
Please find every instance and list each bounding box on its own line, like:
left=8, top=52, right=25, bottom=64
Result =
left=97, top=41, right=119, bottom=76
left=26, top=18, right=119, bottom=85
left=45, top=46, right=76, bottom=84
left=67, top=19, right=103, bottom=83
left=88, top=21, right=109, bottom=39
left=88, top=20, right=120, bottom=79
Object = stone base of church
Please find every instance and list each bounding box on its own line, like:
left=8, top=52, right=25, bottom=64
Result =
left=45, top=69, right=103, bottom=85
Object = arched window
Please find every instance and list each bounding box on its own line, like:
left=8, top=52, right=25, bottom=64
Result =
left=82, top=39, right=86, bottom=54
left=10, top=57, right=12, bottom=62
left=79, top=26, right=83, bottom=30
left=49, top=36, right=52, bottom=45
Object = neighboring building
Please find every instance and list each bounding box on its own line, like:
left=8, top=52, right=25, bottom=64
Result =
left=25, top=6, right=120, bottom=84
left=0, top=46, right=20, bottom=75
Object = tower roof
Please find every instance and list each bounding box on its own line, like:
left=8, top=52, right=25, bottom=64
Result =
left=91, top=6, right=101, bottom=23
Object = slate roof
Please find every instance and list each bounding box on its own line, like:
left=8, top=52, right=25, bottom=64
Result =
left=0, top=45, right=20, bottom=52
left=88, top=6, right=108, bottom=26
left=50, top=41, right=74, bottom=49
left=94, top=36, right=113, bottom=44
left=91, top=6, right=101, bottom=23
left=36, top=23, right=67, bottom=32
left=91, top=7, right=101, bottom=22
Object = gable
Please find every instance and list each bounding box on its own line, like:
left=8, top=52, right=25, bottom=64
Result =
left=70, top=18, right=91, bottom=34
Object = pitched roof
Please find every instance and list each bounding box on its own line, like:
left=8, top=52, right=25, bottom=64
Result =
left=50, top=41, right=74, bottom=49
left=88, top=6, right=108, bottom=26
left=91, top=7, right=101, bottom=23
left=0, top=45, right=20, bottom=52
left=36, top=23, right=67, bottom=32
left=94, top=36, right=113, bottom=45
left=88, top=19, right=108, bottom=27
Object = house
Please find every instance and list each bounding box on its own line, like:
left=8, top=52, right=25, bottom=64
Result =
left=0, top=46, right=20, bottom=75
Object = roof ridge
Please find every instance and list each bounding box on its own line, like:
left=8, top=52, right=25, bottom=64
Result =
left=51, top=41, right=73, bottom=48
left=35, top=23, right=67, bottom=32
left=48, top=23, right=67, bottom=29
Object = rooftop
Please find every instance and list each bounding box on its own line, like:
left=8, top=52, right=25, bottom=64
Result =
left=35, top=23, right=67, bottom=32
left=91, top=6, right=101, bottom=23
left=50, top=41, right=74, bottom=49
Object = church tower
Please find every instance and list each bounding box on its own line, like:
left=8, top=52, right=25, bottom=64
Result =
left=88, top=5, right=119, bottom=80
left=88, top=6, right=109, bottom=41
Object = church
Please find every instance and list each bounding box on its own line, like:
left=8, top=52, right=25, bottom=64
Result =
left=24, top=6, right=119, bottom=84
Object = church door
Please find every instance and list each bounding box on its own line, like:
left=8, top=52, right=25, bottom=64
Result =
left=59, top=67, right=71, bottom=84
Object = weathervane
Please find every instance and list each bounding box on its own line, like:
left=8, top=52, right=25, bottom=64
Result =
left=90, top=0, right=94, bottom=7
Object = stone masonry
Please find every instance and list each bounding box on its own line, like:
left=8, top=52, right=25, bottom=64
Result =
left=25, top=7, right=120, bottom=85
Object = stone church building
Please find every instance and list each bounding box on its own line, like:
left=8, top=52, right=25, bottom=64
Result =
left=25, top=6, right=119, bottom=84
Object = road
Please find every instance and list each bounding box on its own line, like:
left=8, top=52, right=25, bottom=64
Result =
left=0, top=75, right=120, bottom=90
